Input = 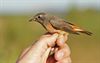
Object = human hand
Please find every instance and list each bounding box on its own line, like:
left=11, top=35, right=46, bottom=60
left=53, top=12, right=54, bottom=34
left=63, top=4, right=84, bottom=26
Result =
left=16, top=33, right=71, bottom=63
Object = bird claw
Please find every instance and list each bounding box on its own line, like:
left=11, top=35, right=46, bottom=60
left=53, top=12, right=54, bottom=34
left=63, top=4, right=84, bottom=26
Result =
left=51, top=30, right=69, bottom=36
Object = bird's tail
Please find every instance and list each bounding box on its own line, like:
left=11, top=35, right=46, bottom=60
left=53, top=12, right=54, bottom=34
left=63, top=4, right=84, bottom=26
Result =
left=73, top=28, right=92, bottom=36
left=79, top=31, right=92, bottom=36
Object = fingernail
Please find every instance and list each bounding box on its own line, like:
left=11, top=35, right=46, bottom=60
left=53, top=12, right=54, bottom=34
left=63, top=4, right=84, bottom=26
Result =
left=60, top=35, right=65, bottom=43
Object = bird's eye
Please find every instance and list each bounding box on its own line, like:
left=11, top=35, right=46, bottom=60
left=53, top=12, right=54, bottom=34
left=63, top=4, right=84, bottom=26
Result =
left=37, top=15, right=42, bottom=18
left=38, top=16, right=40, bottom=18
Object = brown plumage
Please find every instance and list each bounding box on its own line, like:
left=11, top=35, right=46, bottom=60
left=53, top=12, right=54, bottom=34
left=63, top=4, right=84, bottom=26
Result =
left=29, top=12, right=92, bottom=36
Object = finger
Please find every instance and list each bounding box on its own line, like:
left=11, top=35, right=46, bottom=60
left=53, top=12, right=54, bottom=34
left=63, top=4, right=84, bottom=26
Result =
left=63, top=33, right=68, bottom=42
left=41, top=47, right=51, bottom=63
left=56, top=34, right=67, bottom=47
left=46, top=33, right=58, bottom=47
left=33, top=33, right=58, bottom=56
left=55, top=44, right=71, bottom=61
left=39, top=33, right=58, bottom=47
left=29, top=33, right=58, bottom=58
left=56, top=33, right=68, bottom=47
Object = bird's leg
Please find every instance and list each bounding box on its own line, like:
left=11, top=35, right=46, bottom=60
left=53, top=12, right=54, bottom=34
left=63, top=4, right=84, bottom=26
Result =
left=52, top=30, right=69, bottom=36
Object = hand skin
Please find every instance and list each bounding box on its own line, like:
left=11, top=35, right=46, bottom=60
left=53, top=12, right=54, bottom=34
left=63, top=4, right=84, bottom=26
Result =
left=16, top=33, right=71, bottom=63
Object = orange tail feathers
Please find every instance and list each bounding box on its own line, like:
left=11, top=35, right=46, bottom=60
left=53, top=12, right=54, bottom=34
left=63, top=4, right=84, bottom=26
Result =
left=79, top=31, right=92, bottom=36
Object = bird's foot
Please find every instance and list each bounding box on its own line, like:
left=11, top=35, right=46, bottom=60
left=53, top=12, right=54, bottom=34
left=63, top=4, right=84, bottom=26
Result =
left=51, top=30, right=69, bottom=37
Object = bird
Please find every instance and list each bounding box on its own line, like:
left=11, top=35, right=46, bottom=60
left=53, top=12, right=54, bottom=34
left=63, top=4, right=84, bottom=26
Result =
left=29, top=12, right=92, bottom=36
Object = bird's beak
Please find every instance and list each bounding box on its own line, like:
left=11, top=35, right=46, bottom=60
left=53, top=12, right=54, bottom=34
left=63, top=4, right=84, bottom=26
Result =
left=29, top=18, right=33, bottom=22
left=29, top=17, right=36, bottom=22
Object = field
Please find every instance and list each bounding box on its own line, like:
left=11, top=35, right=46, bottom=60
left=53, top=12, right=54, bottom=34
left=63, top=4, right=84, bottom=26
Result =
left=0, top=10, right=100, bottom=63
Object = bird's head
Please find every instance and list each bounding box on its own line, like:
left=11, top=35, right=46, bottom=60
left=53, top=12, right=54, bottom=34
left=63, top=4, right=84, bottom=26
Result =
left=29, top=12, right=49, bottom=24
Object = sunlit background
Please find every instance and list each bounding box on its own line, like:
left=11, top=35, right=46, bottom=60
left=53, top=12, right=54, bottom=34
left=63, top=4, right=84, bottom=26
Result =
left=0, top=0, right=100, bottom=63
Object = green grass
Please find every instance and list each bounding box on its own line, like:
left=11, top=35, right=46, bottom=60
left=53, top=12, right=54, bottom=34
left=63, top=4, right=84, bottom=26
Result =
left=0, top=10, right=100, bottom=63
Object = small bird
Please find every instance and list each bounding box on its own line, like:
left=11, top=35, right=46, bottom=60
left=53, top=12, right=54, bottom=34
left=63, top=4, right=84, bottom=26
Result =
left=29, top=12, right=92, bottom=36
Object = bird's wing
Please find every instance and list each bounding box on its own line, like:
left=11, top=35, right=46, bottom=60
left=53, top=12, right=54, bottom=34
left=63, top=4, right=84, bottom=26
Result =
left=49, top=17, right=81, bottom=32
left=49, top=16, right=92, bottom=35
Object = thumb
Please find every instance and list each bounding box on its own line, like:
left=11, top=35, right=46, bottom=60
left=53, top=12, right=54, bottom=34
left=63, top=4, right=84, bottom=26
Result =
left=41, top=47, right=51, bottom=63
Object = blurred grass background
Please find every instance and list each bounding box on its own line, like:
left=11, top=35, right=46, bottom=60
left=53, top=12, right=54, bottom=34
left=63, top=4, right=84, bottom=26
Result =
left=0, top=9, right=100, bottom=63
